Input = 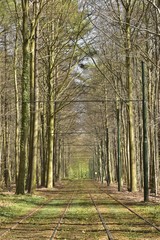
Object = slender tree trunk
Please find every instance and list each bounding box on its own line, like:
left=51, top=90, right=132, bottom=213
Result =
left=46, top=12, right=56, bottom=188
left=16, top=0, right=30, bottom=194
left=153, top=5, right=160, bottom=195
left=3, top=32, right=10, bottom=188
left=40, top=109, right=46, bottom=186
left=125, top=1, right=137, bottom=192
left=46, top=61, right=55, bottom=188
left=28, top=1, right=39, bottom=194
left=14, top=29, right=20, bottom=185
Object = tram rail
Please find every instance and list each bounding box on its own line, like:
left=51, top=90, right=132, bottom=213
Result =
left=0, top=180, right=159, bottom=240
left=94, top=182, right=160, bottom=233
left=50, top=189, right=114, bottom=240
left=0, top=181, right=74, bottom=239
left=108, top=192, right=160, bottom=232
left=89, top=193, right=113, bottom=240
left=67, top=181, right=160, bottom=239
left=0, top=197, right=52, bottom=238
left=49, top=191, right=75, bottom=239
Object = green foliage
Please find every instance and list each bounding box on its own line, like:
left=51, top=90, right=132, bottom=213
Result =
left=68, top=160, right=89, bottom=179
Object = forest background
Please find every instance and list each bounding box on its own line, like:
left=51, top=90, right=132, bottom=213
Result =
left=0, top=0, right=159, bottom=201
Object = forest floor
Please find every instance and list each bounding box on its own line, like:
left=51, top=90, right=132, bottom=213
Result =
left=0, top=180, right=160, bottom=240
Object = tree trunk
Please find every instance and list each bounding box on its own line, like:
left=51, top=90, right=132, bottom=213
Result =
left=16, top=0, right=30, bottom=194
left=125, top=1, right=137, bottom=192
left=46, top=64, right=55, bottom=188
left=14, top=29, right=20, bottom=185
left=28, top=1, right=39, bottom=194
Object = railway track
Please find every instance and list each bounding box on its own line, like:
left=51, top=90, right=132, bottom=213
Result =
left=0, top=181, right=74, bottom=240
left=49, top=181, right=160, bottom=239
left=0, top=180, right=159, bottom=240
left=50, top=191, right=75, bottom=239
left=95, top=182, right=160, bottom=233
left=0, top=197, right=51, bottom=238
left=49, top=190, right=114, bottom=240
left=89, top=193, right=113, bottom=240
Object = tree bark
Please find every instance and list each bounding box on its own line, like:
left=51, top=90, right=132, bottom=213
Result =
left=16, top=0, right=30, bottom=194
left=125, top=0, right=137, bottom=192
left=28, top=0, right=39, bottom=194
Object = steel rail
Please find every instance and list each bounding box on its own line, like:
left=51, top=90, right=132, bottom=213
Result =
left=89, top=193, right=114, bottom=240
left=96, top=184, right=160, bottom=233
left=50, top=191, right=75, bottom=240
left=0, top=181, right=74, bottom=239
left=108, top=193, right=160, bottom=232
left=0, top=197, right=52, bottom=238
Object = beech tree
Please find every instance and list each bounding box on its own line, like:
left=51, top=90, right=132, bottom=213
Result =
left=0, top=0, right=159, bottom=200
left=0, top=0, right=16, bottom=188
left=84, top=0, right=160, bottom=196
left=16, top=0, right=45, bottom=194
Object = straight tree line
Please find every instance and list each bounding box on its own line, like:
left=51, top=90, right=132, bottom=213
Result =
left=84, top=0, right=160, bottom=198
left=0, top=0, right=91, bottom=194
left=0, top=0, right=159, bottom=200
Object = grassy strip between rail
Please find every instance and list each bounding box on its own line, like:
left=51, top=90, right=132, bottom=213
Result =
left=0, top=193, right=46, bottom=224
left=0, top=182, right=160, bottom=240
